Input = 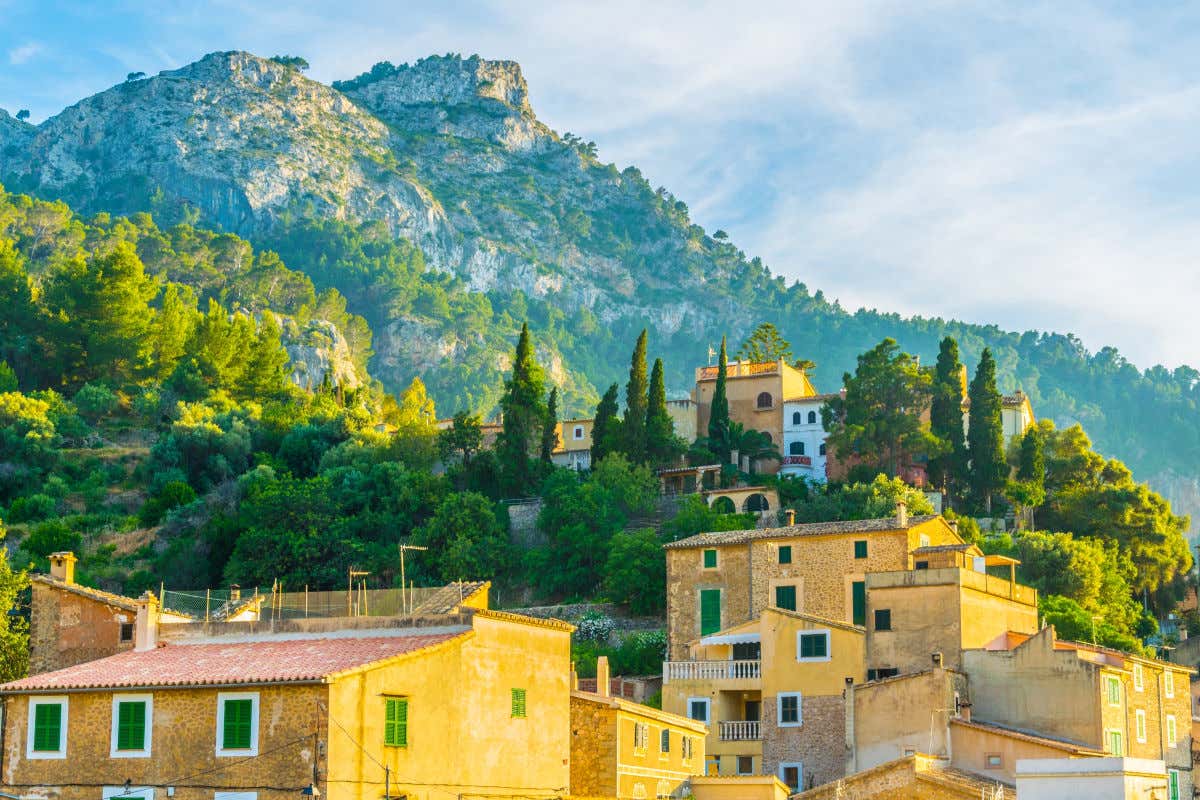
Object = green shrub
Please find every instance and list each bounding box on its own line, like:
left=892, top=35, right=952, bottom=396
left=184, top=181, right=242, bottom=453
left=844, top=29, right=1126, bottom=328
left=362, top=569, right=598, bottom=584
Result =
left=7, top=494, right=56, bottom=523
left=74, top=383, right=119, bottom=421
left=21, top=520, right=82, bottom=559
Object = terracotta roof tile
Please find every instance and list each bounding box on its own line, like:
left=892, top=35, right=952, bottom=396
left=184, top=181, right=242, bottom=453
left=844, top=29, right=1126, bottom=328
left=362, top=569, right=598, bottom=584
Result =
left=1, top=631, right=466, bottom=692
left=664, top=515, right=941, bottom=549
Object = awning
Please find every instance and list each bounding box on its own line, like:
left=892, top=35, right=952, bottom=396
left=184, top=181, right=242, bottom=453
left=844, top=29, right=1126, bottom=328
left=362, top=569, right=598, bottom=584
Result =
left=699, top=632, right=761, bottom=646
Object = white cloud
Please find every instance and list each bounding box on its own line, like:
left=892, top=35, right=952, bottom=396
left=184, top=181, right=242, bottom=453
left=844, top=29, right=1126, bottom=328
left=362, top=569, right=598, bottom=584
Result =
left=8, top=41, right=41, bottom=64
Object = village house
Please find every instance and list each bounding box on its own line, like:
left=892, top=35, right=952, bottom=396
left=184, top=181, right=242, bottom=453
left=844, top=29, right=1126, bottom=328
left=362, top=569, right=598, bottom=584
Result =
left=779, top=395, right=836, bottom=482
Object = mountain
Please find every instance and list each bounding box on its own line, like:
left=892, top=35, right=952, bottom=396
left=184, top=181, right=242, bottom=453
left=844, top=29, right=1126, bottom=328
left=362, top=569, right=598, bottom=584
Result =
left=1, top=51, right=1198, bottom=531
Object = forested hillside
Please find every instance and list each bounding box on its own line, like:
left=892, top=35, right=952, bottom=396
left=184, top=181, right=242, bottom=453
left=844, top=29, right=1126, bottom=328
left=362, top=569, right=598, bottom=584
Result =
left=0, top=50, right=1197, bottom=526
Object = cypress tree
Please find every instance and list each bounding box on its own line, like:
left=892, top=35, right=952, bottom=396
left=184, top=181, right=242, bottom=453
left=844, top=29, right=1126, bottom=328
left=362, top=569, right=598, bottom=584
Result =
left=497, top=323, right=546, bottom=495
left=622, top=330, right=649, bottom=462
left=645, top=357, right=676, bottom=466
left=708, top=336, right=730, bottom=461
left=1017, top=425, right=1044, bottom=484
left=591, top=383, right=621, bottom=465
left=927, top=336, right=968, bottom=505
left=540, top=387, right=559, bottom=463
left=967, top=348, right=1007, bottom=512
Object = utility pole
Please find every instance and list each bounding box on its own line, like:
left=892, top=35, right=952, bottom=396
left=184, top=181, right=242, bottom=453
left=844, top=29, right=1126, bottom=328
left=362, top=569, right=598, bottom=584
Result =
left=398, top=545, right=427, bottom=615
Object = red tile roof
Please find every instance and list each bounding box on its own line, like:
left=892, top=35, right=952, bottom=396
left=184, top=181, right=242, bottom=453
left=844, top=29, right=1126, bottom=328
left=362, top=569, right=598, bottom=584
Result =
left=1, top=632, right=466, bottom=692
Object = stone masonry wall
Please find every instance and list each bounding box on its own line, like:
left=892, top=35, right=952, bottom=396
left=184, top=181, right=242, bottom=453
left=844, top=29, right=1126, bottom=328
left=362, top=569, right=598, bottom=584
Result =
left=570, top=695, right=618, bottom=797
left=28, top=581, right=132, bottom=675
left=667, top=544, right=752, bottom=658
left=762, top=694, right=846, bottom=790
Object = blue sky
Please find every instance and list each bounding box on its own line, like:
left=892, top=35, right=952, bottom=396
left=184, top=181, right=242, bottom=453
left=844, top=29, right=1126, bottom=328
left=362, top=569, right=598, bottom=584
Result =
left=2, top=1, right=1198, bottom=370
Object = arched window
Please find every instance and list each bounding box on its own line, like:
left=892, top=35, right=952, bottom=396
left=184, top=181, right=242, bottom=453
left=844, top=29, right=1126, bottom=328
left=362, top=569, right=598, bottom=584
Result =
left=744, top=493, right=771, bottom=512
left=792, top=411, right=802, bottom=425
left=712, top=496, right=736, bottom=513
left=807, top=411, right=817, bottom=424
left=757, top=392, right=773, bottom=409
left=789, top=441, right=805, bottom=456
left=819, top=443, right=827, bottom=456
left=760, top=431, right=773, bottom=444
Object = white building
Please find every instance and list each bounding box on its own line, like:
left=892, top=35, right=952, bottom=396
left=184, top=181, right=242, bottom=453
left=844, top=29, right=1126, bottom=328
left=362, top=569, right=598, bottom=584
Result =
left=780, top=395, right=835, bottom=482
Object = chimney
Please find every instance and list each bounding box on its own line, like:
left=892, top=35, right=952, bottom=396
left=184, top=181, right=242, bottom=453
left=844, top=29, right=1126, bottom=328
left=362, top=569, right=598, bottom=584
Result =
left=134, top=591, right=160, bottom=652
left=895, top=500, right=908, bottom=527
left=948, top=519, right=959, bottom=535
left=48, top=552, right=77, bottom=584
left=596, top=656, right=611, bottom=698
left=229, top=584, right=241, bottom=603
left=785, top=509, right=796, bottom=526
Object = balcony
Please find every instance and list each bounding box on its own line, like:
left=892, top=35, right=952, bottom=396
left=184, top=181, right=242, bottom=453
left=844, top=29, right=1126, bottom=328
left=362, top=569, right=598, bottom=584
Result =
left=719, top=720, right=761, bottom=741
left=781, top=455, right=813, bottom=466
left=663, top=660, right=762, bottom=683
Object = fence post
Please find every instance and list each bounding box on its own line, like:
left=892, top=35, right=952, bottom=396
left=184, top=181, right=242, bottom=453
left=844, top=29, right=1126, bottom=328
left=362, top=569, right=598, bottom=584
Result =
left=205, top=589, right=210, bottom=623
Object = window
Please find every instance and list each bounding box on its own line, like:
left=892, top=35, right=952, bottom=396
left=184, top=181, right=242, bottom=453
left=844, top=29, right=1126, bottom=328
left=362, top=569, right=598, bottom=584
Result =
left=1105, top=676, right=1121, bottom=706
left=682, top=736, right=694, bottom=763
left=818, top=443, right=826, bottom=456
left=1165, top=671, right=1175, bottom=698
left=700, top=589, right=721, bottom=636
left=119, top=622, right=135, bottom=643
left=868, top=667, right=899, bottom=681
left=511, top=688, right=527, bottom=718
left=660, top=729, right=670, bottom=753
left=915, top=560, right=929, bottom=570
left=874, top=609, right=892, bottom=631
left=789, top=441, right=805, bottom=456
left=854, top=540, right=867, bottom=559
left=778, top=545, right=792, bottom=564
left=852, top=581, right=866, bottom=626
left=573, top=426, right=584, bottom=440
left=732, top=642, right=760, bottom=660
left=214, top=794, right=256, bottom=800
left=775, top=584, right=797, bottom=612
left=985, top=754, right=1002, bottom=769
left=384, top=697, right=408, bottom=747
left=1167, top=714, right=1177, bottom=747
left=1133, top=664, right=1144, bottom=692
left=918, top=533, right=931, bottom=547
left=1169, top=769, right=1180, bottom=800
left=27, top=697, right=67, bottom=759
left=216, top=692, right=259, bottom=756
left=634, top=722, right=649, bottom=752
left=780, top=763, right=803, bottom=791
left=737, top=755, right=754, bottom=775
left=1107, top=729, right=1123, bottom=756
left=702, top=549, right=718, bottom=569
left=688, top=697, right=710, bottom=724
left=102, top=788, right=153, bottom=800
left=756, top=392, right=773, bottom=409
left=792, top=412, right=801, bottom=425
left=807, top=411, right=817, bottom=424
left=778, top=693, right=802, bottom=726
left=1135, top=709, right=1147, bottom=742
left=111, top=694, right=152, bottom=758
left=797, top=630, right=830, bottom=662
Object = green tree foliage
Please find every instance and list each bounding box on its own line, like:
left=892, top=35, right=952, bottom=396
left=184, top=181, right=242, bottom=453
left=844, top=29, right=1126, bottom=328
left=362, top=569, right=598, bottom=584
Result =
left=438, top=410, right=483, bottom=467
left=496, top=324, right=546, bottom=496
left=707, top=336, right=730, bottom=462
left=660, top=494, right=756, bottom=542
left=413, top=492, right=511, bottom=582
left=540, top=387, right=559, bottom=464
left=823, top=338, right=940, bottom=478
left=927, top=336, right=967, bottom=504
left=621, top=330, right=649, bottom=463
left=604, top=529, right=665, bottom=615
left=967, top=348, right=1007, bottom=511
left=1006, top=426, right=1046, bottom=526
left=736, top=322, right=793, bottom=363
left=786, top=474, right=934, bottom=523
left=645, top=358, right=681, bottom=467
left=239, top=313, right=290, bottom=400
left=591, top=383, right=621, bottom=465
left=0, top=545, right=29, bottom=682
left=0, top=362, right=15, bottom=393
left=148, top=403, right=253, bottom=492
left=390, top=377, right=438, bottom=470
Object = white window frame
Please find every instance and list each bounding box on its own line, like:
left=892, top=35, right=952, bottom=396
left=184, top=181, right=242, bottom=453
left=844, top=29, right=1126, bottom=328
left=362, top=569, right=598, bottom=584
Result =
left=796, top=629, right=832, bottom=663
left=26, top=696, right=68, bottom=760
left=687, top=697, right=711, bottom=724
left=1164, top=671, right=1175, bottom=698
left=779, top=762, right=803, bottom=791
left=1166, top=714, right=1177, bottom=748
left=1133, top=664, right=1144, bottom=692
left=736, top=755, right=754, bottom=775
left=214, top=795, right=257, bottom=800
left=103, top=788, right=153, bottom=800
left=634, top=721, right=649, bottom=753
left=1135, top=708, right=1147, bottom=743
left=777, top=692, right=803, bottom=727
left=573, top=426, right=584, bottom=440
left=110, top=692, right=153, bottom=758
left=1105, top=675, right=1121, bottom=707
left=215, top=691, right=260, bottom=757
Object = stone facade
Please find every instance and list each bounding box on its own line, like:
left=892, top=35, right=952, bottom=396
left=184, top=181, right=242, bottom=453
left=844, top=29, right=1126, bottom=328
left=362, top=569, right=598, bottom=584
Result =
left=793, top=755, right=1005, bottom=800
left=570, top=694, right=620, bottom=797
left=761, top=694, right=846, bottom=791
left=28, top=577, right=136, bottom=675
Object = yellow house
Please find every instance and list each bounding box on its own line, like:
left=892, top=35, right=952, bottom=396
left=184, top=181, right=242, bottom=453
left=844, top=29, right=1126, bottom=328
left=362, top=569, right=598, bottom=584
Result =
left=0, top=604, right=573, bottom=800
left=664, top=507, right=963, bottom=658
left=553, top=418, right=595, bottom=470
left=663, top=608, right=865, bottom=790
left=570, top=657, right=708, bottom=799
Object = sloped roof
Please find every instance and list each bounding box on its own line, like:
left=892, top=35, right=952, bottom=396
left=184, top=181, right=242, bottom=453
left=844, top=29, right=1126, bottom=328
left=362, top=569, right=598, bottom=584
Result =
left=411, top=581, right=489, bottom=615
left=950, top=718, right=1103, bottom=755
left=664, top=515, right=940, bottom=549
left=0, top=631, right=467, bottom=693
left=32, top=575, right=140, bottom=613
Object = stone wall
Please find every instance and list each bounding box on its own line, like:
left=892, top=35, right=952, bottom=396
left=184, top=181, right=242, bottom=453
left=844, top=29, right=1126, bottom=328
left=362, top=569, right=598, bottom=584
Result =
left=570, top=695, right=618, bottom=797
left=28, top=580, right=133, bottom=675
left=506, top=498, right=546, bottom=548
left=794, top=756, right=986, bottom=800
left=761, top=693, right=846, bottom=790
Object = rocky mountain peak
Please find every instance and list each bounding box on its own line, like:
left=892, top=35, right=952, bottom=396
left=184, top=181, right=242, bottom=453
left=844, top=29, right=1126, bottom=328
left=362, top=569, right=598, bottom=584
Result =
left=335, top=54, right=532, bottom=115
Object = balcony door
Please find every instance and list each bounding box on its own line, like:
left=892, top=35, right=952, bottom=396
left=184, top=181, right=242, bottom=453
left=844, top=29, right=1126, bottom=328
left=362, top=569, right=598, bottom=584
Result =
left=732, top=642, right=761, bottom=661
left=744, top=699, right=761, bottom=722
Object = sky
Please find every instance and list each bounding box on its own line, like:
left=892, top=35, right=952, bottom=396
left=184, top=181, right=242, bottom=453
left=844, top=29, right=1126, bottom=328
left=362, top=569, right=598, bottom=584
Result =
left=2, top=1, right=1198, bottom=371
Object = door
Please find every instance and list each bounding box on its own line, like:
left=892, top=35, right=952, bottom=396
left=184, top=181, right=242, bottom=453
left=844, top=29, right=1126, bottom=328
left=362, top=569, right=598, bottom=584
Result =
left=744, top=700, right=760, bottom=721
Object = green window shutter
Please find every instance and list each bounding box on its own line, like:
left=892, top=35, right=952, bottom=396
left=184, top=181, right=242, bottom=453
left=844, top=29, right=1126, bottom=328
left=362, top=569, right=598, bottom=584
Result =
left=703, top=549, right=718, bottom=569
left=385, top=698, right=409, bottom=747
left=854, top=540, right=867, bottom=559
left=700, top=589, right=721, bottom=635
left=778, top=546, right=792, bottom=565
left=852, top=581, right=866, bottom=626
left=222, top=698, right=253, bottom=750
left=32, top=703, right=62, bottom=752
left=775, top=585, right=796, bottom=612
left=800, top=632, right=828, bottom=659
left=116, top=701, right=146, bottom=751
left=511, top=688, right=527, bottom=718
left=1169, top=770, right=1179, bottom=800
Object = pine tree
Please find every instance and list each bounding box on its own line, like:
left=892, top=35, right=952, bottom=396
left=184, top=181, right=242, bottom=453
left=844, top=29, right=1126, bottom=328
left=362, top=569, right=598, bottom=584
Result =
left=621, top=330, right=649, bottom=462
left=736, top=322, right=793, bottom=363
left=238, top=312, right=290, bottom=399
left=592, top=383, right=621, bottom=465
left=708, top=336, right=730, bottom=461
left=927, top=336, right=968, bottom=506
left=967, top=348, right=1008, bottom=512
left=646, top=357, right=678, bottom=466
left=496, top=324, right=546, bottom=495
left=150, top=284, right=196, bottom=380
left=540, top=387, right=559, bottom=463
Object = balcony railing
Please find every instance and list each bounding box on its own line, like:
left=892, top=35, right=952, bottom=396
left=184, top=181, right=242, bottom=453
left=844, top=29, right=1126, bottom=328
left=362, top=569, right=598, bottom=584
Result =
left=663, top=660, right=762, bottom=682
left=781, top=455, right=813, bottom=466
left=719, top=720, right=761, bottom=741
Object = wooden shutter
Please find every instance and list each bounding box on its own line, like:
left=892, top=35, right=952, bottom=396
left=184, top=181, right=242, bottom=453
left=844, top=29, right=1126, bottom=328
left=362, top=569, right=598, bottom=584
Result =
left=385, top=698, right=409, bottom=747
left=32, top=703, right=61, bottom=752
left=223, top=699, right=253, bottom=750
left=116, top=701, right=145, bottom=751
left=511, top=688, right=527, bottom=718
left=700, top=589, right=721, bottom=635
left=775, top=585, right=796, bottom=611
left=852, top=581, right=866, bottom=625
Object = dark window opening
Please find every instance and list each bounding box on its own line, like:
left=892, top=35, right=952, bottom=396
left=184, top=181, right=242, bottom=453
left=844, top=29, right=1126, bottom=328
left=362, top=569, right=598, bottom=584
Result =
left=874, top=609, right=892, bottom=631
left=756, top=392, right=773, bottom=409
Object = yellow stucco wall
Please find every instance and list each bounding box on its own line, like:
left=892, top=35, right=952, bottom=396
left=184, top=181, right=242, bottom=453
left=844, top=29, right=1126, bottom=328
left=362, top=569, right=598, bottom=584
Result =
left=948, top=720, right=1084, bottom=784
left=849, top=668, right=969, bottom=773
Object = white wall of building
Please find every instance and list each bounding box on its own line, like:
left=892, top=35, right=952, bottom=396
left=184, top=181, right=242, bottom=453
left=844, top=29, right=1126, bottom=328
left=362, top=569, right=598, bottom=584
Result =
left=780, top=398, right=828, bottom=482
left=1016, top=757, right=1169, bottom=800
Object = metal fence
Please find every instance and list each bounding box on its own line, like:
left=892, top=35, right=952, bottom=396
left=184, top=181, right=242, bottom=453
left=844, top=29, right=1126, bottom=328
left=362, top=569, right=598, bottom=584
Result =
left=161, top=586, right=450, bottom=622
